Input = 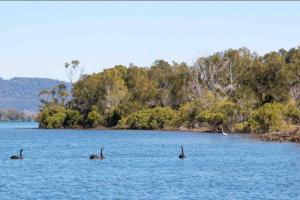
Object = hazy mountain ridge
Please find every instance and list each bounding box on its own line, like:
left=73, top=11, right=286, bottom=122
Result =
left=0, top=77, right=65, bottom=113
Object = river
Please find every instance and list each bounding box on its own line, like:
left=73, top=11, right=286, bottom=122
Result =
left=0, top=122, right=299, bottom=199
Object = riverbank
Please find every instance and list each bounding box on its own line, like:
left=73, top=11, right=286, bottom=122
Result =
left=44, top=124, right=300, bottom=143
left=113, top=127, right=300, bottom=143
left=251, top=132, right=300, bottom=143
left=160, top=128, right=300, bottom=143
left=249, top=125, right=300, bottom=143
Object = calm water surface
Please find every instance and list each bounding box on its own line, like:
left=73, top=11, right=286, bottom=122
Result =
left=0, top=122, right=300, bottom=200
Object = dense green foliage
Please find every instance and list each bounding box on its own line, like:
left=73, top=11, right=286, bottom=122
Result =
left=249, top=103, right=287, bottom=134
left=37, top=105, right=66, bottom=128
left=37, top=47, right=300, bottom=137
left=118, top=107, right=177, bottom=130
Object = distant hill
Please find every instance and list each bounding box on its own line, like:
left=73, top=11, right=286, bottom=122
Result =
left=0, top=77, right=65, bottom=113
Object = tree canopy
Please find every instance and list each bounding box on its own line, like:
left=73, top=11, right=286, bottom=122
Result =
left=37, top=46, right=300, bottom=140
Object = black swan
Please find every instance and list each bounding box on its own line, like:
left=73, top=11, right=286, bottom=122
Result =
left=89, top=147, right=105, bottom=160
left=179, top=145, right=185, bottom=159
left=10, top=149, right=23, bottom=160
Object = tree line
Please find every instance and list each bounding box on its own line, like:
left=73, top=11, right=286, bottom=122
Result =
left=37, top=47, right=300, bottom=140
left=0, top=109, right=35, bottom=121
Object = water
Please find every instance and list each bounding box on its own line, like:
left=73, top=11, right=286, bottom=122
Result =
left=0, top=122, right=300, bottom=200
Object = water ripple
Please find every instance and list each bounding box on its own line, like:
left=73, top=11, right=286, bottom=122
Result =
left=0, top=124, right=300, bottom=199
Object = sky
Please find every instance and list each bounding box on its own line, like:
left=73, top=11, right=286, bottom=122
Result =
left=1, top=2, right=300, bottom=81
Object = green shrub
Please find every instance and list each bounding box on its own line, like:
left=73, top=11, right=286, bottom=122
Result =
left=118, top=107, right=177, bottom=129
left=215, top=100, right=240, bottom=127
left=64, top=109, right=81, bottom=128
left=283, top=101, right=300, bottom=124
left=177, top=92, right=221, bottom=128
left=198, top=111, right=224, bottom=129
left=178, top=101, right=201, bottom=128
left=249, top=103, right=287, bottom=134
left=195, top=99, right=240, bottom=131
left=37, top=105, right=66, bottom=129
left=87, top=110, right=104, bottom=128
left=232, top=122, right=249, bottom=133
left=125, top=111, right=150, bottom=129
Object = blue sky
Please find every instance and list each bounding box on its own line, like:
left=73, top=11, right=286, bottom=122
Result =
left=1, top=2, right=300, bottom=81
